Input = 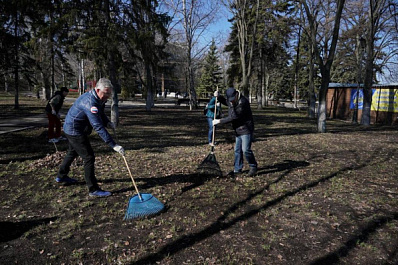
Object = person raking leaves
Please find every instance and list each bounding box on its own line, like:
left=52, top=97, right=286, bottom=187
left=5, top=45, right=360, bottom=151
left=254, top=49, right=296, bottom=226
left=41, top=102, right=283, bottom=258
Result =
left=55, top=78, right=125, bottom=197
left=204, top=90, right=226, bottom=145
left=213, top=87, right=258, bottom=177
left=45, top=86, right=69, bottom=143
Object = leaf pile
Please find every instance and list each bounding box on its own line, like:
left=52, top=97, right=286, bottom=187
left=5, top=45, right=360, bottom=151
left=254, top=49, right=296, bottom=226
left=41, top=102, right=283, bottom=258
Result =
left=28, top=151, right=66, bottom=169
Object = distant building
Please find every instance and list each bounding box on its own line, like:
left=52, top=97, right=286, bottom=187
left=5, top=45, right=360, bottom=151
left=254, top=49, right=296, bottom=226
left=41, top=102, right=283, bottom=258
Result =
left=327, top=83, right=398, bottom=125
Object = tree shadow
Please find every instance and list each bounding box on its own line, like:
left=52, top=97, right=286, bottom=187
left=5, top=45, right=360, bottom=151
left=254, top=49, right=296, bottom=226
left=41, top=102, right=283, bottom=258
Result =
left=309, top=212, right=398, bottom=265
left=111, top=160, right=310, bottom=199
left=129, top=160, right=319, bottom=264
left=129, top=150, right=393, bottom=264
left=256, top=160, right=310, bottom=176
left=110, top=172, right=215, bottom=195
left=0, top=217, right=58, bottom=243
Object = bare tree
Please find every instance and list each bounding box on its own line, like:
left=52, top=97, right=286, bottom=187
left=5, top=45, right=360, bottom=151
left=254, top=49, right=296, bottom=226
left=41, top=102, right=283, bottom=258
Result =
left=161, top=0, right=220, bottom=109
left=361, top=0, right=398, bottom=125
left=300, top=0, right=346, bottom=133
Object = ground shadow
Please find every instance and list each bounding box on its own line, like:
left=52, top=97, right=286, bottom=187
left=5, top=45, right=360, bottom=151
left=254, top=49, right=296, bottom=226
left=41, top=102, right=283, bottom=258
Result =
left=0, top=217, right=57, bottom=242
left=110, top=172, right=214, bottom=195
left=111, top=160, right=310, bottom=198
left=309, top=212, right=398, bottom=265
left=129, top=160, right=318, bottom=264
left=130, top=152, right=390, bottom=264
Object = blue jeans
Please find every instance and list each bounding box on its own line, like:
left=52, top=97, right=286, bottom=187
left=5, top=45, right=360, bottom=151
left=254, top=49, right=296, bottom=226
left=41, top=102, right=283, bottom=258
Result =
left=234, top=133, right=257, bottom=172
left=207, top=117, right=214, bottom=143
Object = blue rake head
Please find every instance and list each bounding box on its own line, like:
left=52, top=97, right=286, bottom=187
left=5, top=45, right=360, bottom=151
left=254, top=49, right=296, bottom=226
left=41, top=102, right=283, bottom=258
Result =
left=124, top=193, right=165, bottom=220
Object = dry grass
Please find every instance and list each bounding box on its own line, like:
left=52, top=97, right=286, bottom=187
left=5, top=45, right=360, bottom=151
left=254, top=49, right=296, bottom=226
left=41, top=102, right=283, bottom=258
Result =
left=0, top=92, right=397, bottom=264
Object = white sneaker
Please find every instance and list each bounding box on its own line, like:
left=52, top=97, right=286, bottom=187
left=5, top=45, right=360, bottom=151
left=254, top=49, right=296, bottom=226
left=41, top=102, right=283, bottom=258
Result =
left=48, top=138, right=59, bottom=143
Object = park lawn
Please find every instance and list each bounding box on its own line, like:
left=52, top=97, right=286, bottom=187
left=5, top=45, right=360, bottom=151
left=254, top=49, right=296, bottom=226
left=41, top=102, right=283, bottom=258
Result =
left=0, top=92, right=397, bottom=264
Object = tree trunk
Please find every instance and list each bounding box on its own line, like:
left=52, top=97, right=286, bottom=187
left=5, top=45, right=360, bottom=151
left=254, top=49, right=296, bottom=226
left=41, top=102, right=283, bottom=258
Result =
left=361, top=60, right=373, bottom=125
left=109, top=54, right=120, bottom=124
left=4, top=74, right=9, bottom=92
left=361, top=0, right=379, bottom=126
left=317, top=79, right=329, bottom=133
left=187, top=55, right=197, bottom=110
left=294, top=27, right=301, bottom=109
left=257, top=72, right=263, bottom=110
left=257, top=49, right=264, bottom=109
left=14, top=62, right=19, bottom=109
left=80, top=59, right=85, bottom=95
left=104, top=0, right=120, bottom=123
left=51, top=44, right=55, bottom=96
left=241, top=65, right=249, bottom=96
left=145, top=62, right=154, bottom=111
left=264, top=72, right=270, bottom=107
left=308, top=43, right=316, bottom=118
left=50, top=12, right=55, bottom=97
left=41, top=72, right=51, bottom=100
left=302, top=0, right=346, bottom=132
left=13, top=9, right=19, bottom=109
left=237, top=20, right=249, bottom=96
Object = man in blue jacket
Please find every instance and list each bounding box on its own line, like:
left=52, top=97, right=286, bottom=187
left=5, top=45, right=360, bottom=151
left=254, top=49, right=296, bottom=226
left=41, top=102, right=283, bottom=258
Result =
left=56, top=78, right=124, bottom=197
left=213, top=87, right=257, bottom=177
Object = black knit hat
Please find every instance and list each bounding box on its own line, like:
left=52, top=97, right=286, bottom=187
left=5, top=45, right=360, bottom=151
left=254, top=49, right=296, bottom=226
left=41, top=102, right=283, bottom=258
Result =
left=60, top=87, right=69, bottom=93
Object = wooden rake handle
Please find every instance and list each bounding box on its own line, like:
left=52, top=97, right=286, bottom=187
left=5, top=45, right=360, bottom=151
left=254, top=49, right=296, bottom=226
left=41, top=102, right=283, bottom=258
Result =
left=122, top=155, right=142, bottom=201
left=211, top=86, right=219, bottom=147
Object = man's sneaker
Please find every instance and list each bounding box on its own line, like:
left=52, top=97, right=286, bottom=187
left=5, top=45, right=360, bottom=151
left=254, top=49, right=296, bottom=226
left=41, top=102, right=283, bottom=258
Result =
left=89, top=190, right=112, bottom=197
left=248, top=167, right=258, bottom=177
left=55, top=176, right=78, bottom=184
left=57, top=136, right=67, bottom=141
left=48, top=138, right=59, bottom=143
left=227, top=170, right=242, bottom=177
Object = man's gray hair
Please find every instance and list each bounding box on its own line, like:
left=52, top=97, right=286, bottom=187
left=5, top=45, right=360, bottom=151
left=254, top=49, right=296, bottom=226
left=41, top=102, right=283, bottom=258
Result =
left=96, top=78, right=113, bottom=91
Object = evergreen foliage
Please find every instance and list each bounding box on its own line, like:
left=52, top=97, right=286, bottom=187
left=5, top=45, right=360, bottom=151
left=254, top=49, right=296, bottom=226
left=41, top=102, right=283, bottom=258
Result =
left=0, top=0, right=397, bottom=114
left=198, top=40, right=223, bottom=98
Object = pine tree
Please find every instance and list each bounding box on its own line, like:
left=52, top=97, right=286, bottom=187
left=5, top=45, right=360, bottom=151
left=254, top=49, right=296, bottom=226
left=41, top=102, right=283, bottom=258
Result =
left=198, top=40, right=223, bottom=98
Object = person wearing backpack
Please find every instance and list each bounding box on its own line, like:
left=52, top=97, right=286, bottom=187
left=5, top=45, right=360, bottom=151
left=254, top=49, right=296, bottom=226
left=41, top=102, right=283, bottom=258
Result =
left=45, top=87, right=69, bottom=143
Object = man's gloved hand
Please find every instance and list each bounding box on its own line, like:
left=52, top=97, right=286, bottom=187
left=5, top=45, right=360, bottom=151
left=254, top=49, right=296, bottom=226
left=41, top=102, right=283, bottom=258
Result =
left=51, top=110, right=57, bottom=115
left=216, top=102, right=221, bottom=107
left=213, top=119, right=220, bottom=125
left=107, top=122, right=115, bottom=129
left=113, top=145, right=125, bottom=155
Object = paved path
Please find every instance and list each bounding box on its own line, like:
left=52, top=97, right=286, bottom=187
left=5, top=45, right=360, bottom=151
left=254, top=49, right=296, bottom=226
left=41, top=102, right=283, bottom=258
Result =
left=0, top=114, right=48, bottom=135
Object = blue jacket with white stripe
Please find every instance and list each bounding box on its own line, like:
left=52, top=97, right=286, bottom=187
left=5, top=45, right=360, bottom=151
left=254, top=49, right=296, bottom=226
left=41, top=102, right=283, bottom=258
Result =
left=63, top=90, right=116, bottom=148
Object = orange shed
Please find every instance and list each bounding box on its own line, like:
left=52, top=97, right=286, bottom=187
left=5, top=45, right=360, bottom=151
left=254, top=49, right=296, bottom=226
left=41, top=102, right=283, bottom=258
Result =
left=327, top=83, right=398, bottom=125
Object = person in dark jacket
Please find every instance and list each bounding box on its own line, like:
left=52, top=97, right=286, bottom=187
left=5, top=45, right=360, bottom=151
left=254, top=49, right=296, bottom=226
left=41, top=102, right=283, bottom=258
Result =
left=56, top=78, right=124, bottom=197
left=45, top=87, right=69, bottom=143
left=213, top=87, right=257, bottom=177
